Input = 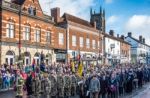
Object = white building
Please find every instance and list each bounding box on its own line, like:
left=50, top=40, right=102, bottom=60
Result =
left=104, top=30, right=121, bottom=66
left=125, top=32, right=150, bottom=64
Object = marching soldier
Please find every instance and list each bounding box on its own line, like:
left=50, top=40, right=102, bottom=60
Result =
left=32, top=75, right=36, bottom=96
left=44, top=73, right=51, bottom=98
left=71, top=73, right=77, bottom=96
left=41, top=73, right=45, bottom=94
left=49, top=71, right=57, bottom=98
left=16, top=70, right=24, bottom=98
left=64, top=72, right=72, bottom=98
left=32, top=74, right=41, bottom=98
left=57, top=72, right=65, bottom=98
left=36, top=74, right=41, bottom=98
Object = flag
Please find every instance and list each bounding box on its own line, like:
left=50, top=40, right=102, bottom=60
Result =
left=77, top=61, right=83, bottom=77
left=71, top=61, right=75, bottom=73
left=32, top=59, right=35, bottom=71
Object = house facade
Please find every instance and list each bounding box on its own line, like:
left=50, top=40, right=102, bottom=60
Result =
left=125, top=32, right=150, bottom=64
left=51, top=8, right=104, bottom=65
left=0, top=0, right=66, bottom=65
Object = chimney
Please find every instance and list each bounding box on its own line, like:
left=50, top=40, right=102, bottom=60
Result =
left=121, top=35, right=125, bottom=40
left=139, top=35, right=143, bottom=42
left=109, top=30, right=114, bottom=36
left=117, top=34, right=119, bottom=38
left=143, top=38, right=145, bottom=43
left=128, top=32, right=132, bottom=37
left=51, top=7, right=60, bottom=23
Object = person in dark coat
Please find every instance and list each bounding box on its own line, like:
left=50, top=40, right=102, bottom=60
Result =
left=25, top=72, right=33, bottom=96
left=125, top=70, right=134, bottom=93
left=136, top=68, right=143, bottom=88
left=100, top=74, right=108, bottom=98
left=108, top=73, right=117, bottom=98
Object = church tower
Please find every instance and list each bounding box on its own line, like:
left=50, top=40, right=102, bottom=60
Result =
left=90, top=6, right=105, bottom=33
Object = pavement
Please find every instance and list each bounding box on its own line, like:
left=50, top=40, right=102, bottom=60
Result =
left=0, top=83, right=150, bottom=98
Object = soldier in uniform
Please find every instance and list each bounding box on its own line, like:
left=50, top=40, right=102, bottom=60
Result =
left=49, top=71, right=57, bottom=98
left=40, top=73, right=45, bottom=94
left=64, top=72, right=72, bottom=98
left=0, top=72, right=2, bottom=90
left=16, top=70, right=24, bottom=98
left=44, top=73, right=51, bottom=98
left=32, top=75, right=36, bottom=96
left=75, top=72, right=83, bottom=98
left=36, top=74, right=41, bottom=98
left=32, top=74, right=41, bottom=98
left=57, top=71, right=65, bottom=98
left=71, top=73, right=77, bottom=97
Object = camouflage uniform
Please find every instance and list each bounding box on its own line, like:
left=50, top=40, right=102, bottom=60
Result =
left=64, top=74, right=71, bottom=97
left=32, top=78, right=36, bottom=96
left=32, top=76, right=41, bottom=98
left=0, top=75, right=2, bottom=89
left=41, top=78, right=45, bottom=94
left=36, top=76, right=41, bottom=98
left=71, top=74, right=77, bottom=96
left=16, top=75, right=24, bottom=97
left=57, top=74, right=64, bottom=98
left=49, top=74, right=57, bottom=97
left=44, top=77, right=51, bottom=98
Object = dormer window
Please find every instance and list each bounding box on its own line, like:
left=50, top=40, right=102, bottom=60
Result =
left=28, top=6, right=36, bottom=16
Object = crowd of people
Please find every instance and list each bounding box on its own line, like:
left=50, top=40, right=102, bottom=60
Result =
left=0, top=63, right=150, bottom=98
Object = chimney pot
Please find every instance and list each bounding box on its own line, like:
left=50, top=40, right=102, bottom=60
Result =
left=121, top=35, right=125, bottom=40
left=139, top=35, right=143, bottom=42
left=143, top=38, right=145, bottom=43
left=109, top=30, right=114, bottom=36
left=128, top=32, right=132, bottom=37
left=51, top=7, right=60, bottom=23
left=117, top=34, right=119, bottom=38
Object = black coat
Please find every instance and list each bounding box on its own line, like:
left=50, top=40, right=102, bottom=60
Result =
left=100, top=77, right=108, bottom=94
left=25, top=75, right=33, bottom=95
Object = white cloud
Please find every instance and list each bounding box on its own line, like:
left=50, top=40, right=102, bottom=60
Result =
left=107, top=15, right=118, bottom=24
left=39, top=0, right=95, bottom=20
left=125, top=15, right=150, bottom=45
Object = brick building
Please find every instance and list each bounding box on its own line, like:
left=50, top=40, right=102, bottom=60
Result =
left=0, top=0, right=66, bottom=65
left=120, top=35, right=131, bottom=64
left=51, top=8, right=104, bottom=65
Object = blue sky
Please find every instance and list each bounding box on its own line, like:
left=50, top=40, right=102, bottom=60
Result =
left=39, top=0, right=150, bottom=44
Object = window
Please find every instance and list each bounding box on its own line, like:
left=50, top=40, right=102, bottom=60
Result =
left=34, top=28, right=40, bottom=42
left=46, top=31, right=51, bottom=43
left=86, top=38, right=90, bottom=48
left=28, top=6, right=36, bottom=16
left=72, top=35, right=76, bottom=46
left=80, top=37, right=84, bottom=47
left=6, top=22, right=15, bottom=38
left=59, top=33, right=64, bottom=45
left=23, top=26, right=30, bottom=40
left=92, top=40, right=96, bottom=49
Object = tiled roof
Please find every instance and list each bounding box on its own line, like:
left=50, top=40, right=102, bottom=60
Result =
left=62, top=13, right=93, bottom=28
left=127, top=36, right=150, bottom=47
left=103, top=33, right=131, bottom=45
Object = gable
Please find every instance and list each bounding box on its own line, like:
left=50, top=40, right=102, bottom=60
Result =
left=22, top=0, right=44, bottom=17
left=125, top=37, right=138, bottom=47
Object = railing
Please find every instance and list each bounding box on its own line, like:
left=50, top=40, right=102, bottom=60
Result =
left=1, top=0, right=20, bottom=11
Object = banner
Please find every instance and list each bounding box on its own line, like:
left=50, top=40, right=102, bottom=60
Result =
left=77, top=61, right=83, bottom=77
left=71, top=61, right=75, bottom=72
